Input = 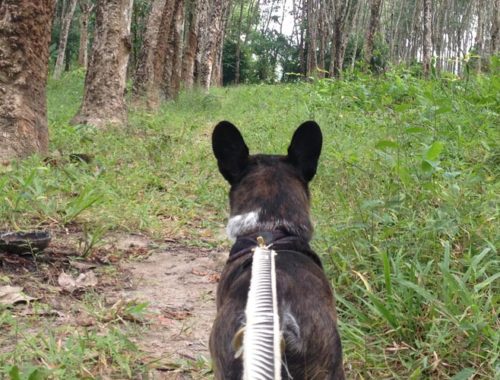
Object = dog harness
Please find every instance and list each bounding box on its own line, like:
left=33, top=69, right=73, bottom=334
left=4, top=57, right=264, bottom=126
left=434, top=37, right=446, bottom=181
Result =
left=228, top=230, right=323, bottom=269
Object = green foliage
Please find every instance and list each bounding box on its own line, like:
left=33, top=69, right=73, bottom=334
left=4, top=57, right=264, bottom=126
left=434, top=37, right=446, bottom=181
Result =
left=1, top=326, right=142, bottom=379
left=223, top=29, right=301, bottom=84
left=1, top=67, right=498, bottom=378
left=50, top=1, right=93, bottom=70
left=222, top=39, right=253, bottom=84
left=307, top=69, right=499, bottom=378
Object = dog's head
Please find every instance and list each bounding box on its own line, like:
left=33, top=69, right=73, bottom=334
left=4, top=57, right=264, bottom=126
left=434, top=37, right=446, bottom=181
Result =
left=212, top=121, right=322, bottom=241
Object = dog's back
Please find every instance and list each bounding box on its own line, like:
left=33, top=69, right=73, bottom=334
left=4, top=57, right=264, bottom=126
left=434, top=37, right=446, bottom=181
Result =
left=210, top=121, right=344, bottom=379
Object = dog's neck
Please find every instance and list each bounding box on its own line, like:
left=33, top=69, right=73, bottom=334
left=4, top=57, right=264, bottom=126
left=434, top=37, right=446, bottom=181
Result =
left=227, top=227, right=323, bottom=269
left=226, top=208, right=313, bottom=242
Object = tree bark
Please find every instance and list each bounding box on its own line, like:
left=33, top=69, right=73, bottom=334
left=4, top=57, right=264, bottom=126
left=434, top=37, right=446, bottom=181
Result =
left=234, top=1, right=245, bottom=84
left=0, top=0, right=56, bottom=161
left=211, top=0, right=231, bottom=86
left=72, top=0, right=133, bottom=127
left=182, top=0, right=202, bottom=88
left=475, top=0, right=484, bottom=73
left=330, top=0, right=356, bottom=78
left=132, top=0, right=166, bottom=98
left=364, top=0, right=383, bottom=67
left=142, top=0, right=176, bottom=107
left=434, top=0, right=447, bottom=73
left=200, top=0, right=226, bottom=91
left=194, top=0, right=210, bottom=85
left=78, top=0, right=94, bottom=68
left=492, top=0, right=500, bottom=55
left=163, top=0, right=185, bottom=100
left=422, top=0, right=432, bottom=78
left=53, top=0, right=78, bottom=78
left=317, top=0, right=327, bottom=77
left=306, top=0, right=318, bottom=76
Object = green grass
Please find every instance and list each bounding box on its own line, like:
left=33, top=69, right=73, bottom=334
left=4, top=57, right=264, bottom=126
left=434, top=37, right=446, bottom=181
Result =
left=0, top=66, right=499, bottom=378
left=0, top=293, right=146, bottom=379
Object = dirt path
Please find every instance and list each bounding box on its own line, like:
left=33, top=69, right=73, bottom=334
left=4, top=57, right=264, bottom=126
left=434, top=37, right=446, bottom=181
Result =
left=110, top=238, right=226, bottom=379
left=1, top=232, right=228, bottom=379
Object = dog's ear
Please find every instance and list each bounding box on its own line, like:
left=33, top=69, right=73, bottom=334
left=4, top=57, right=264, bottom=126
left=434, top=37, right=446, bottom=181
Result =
left=212, top=121, right=249, bottom=184
left=287, top=121, right=322, bottom=182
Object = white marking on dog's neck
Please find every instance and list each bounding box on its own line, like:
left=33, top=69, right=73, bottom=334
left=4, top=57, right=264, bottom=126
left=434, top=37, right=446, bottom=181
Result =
left=226, top=209, right=313, bottom=241
left=226, top=210, right=260, bottom=240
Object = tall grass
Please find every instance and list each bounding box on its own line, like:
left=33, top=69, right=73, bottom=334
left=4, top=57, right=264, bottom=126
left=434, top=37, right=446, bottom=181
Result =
left=0, top=67, right=498, bottom=378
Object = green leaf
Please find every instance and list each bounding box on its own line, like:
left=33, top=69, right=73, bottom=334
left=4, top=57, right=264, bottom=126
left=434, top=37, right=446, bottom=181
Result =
left=434, top=104, right=452, bottom=115
left=396, top=166, right=411, bottom=185
left=361, top=199, right=384, bottom=210
left=425, top=141, right=444, bottom=161
left=27, top=368, right=47, bottom=380
left=367, top=293, right=399, bottom=329
left=9, top=366, right=20, bottom=380
left=421, top=159, right=435, bottom=172
left=450, top=368, right=475, bottom=380
left=381, top=251, right=392, bottom=295
left=375, top=140, right=399, bottom=150
left=405, top=127, right=426, bottom=134
left=474, top=272, right=500, bottom=292
left=394, top=103, right=412, bottom=113
left=409, top=367, right=422, bottom=380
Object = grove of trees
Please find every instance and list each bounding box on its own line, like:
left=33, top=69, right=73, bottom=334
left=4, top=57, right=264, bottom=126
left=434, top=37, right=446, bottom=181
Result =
left=1, top=0, right=499, bottom=160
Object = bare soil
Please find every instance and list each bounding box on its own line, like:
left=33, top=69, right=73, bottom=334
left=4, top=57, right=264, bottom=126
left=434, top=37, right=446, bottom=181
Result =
left=0, top=230, right=227, bottom=379
left=110, top=238, right=226, bottom=378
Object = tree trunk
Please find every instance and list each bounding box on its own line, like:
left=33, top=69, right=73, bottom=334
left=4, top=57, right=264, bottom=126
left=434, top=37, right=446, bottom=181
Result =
left=163, top=0, right=185, bottom=100
left=475, top=0, right=484, bottom=73
left=306, top=0, right=318, bottom=76
left=0, top=0, right=56, bottom=161
left=78, top=0, right=94, bottom=68
left=330, top=0, right=356, bottom=78
left=364, top=0, right=383, bottom=67
left=234, top=1, right=245, bottom=84
left=389, top=1, right=405, bottom=63
left=409, top=0, right=421, bottom=63
left=434, top=0, right=447, bottom=73
left=72, top=0, right=133, bottom=127
left=53, top=0, right=78, bottom=79
left=293, top=0, right=306, bottom=75
left=422, top=0, right=432, bottom=78
left=132, top=0, right=166, bottom=98
left=492, top=0, right=500, bottom=55
left=143, top=0, right=176, bottom=107
left=317, top=0, right=327, bottom=78
left=212, top=0, right=231, bottom=86
left=182, top=0, right=202, bottom=88
left=200, top=0, right=226, bottom=91
left=194, top=0, right=210, bottom=85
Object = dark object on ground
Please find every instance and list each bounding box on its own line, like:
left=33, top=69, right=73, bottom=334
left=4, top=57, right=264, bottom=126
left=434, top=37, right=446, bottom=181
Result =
left=0, top=231, right=51, bottom=254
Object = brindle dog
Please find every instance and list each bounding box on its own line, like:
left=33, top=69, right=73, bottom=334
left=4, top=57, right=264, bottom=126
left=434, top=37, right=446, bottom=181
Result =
left=210, top=121, right=344, bottom=380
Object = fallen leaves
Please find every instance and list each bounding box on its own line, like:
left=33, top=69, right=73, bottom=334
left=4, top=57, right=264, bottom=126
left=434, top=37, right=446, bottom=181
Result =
left=0, top=285, right=37, bottom=307
left=58, top=271, right=98, bottom=293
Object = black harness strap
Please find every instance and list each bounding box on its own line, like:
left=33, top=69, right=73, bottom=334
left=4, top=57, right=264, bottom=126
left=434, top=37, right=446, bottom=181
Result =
left=227, top=230, right=323, bottom=269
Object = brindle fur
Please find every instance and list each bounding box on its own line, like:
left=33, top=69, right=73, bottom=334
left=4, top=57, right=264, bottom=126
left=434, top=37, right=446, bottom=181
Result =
left=210, top=121, right=345, bottom=380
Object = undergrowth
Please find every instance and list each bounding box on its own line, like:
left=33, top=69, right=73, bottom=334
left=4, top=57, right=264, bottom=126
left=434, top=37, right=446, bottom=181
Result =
left=0, top=67, right=498, bottom=378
